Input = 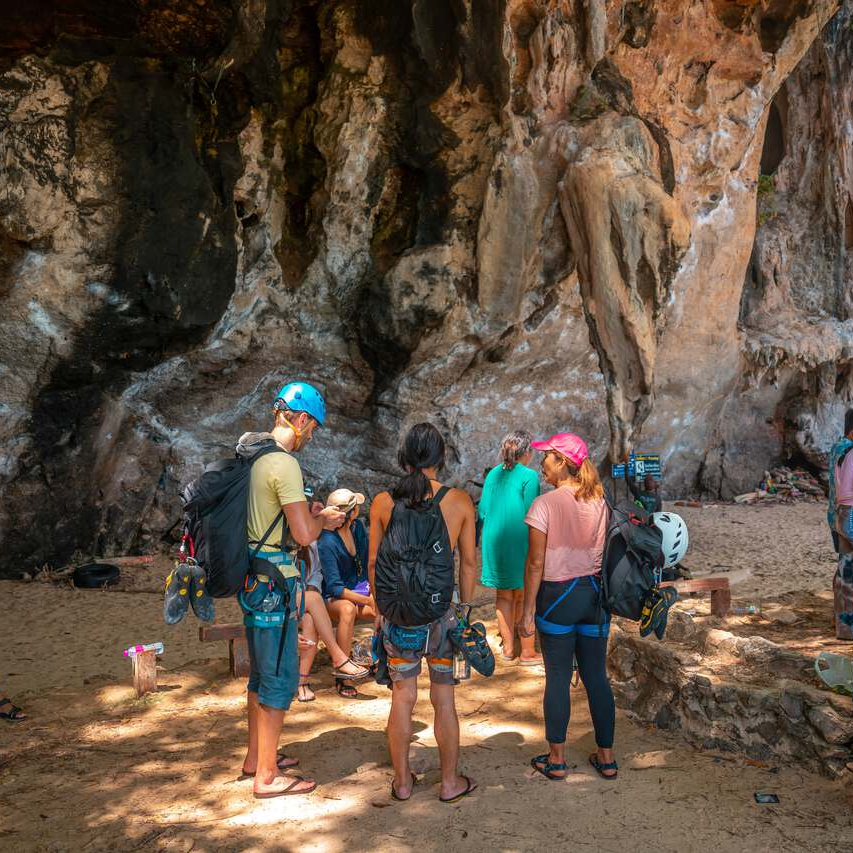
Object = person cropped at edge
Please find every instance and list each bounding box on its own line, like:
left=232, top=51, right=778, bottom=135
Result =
left=238, top=381, right=346, bottom=799
left=828, top=408, right=853, bottom=555
left=518, top=432, right=617, bottom=781
left=479, top=430, right=541, bottom=664
left=318, top=488, right=377, bottom=698
left=369, top=423, right=478, bottom=803
left=831, top=408, right=853, bottom=640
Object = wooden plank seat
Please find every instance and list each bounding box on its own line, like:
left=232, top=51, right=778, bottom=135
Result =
left=659, top=576, right=731, bottom=617
left=199, top=624, right=250, bottom=678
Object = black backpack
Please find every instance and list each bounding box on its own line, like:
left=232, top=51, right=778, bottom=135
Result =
left=375, top=486, right=455, bottom=626
left=181, top=441, right=285, bottom=598
left=600, top=495, right=664, bottom=621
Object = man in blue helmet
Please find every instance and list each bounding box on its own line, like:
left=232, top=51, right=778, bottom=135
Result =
left=238, top=381, right=347, bottom=799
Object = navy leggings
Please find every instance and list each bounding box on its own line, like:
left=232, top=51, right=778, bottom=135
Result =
left=536, top=577, right=615, bottom=748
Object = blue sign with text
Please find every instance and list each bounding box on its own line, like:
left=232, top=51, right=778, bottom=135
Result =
left=612, top=452, right=661, bottom=481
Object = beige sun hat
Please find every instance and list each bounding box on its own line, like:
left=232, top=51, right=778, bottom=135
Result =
left=326, top=488, right=366, bottom=512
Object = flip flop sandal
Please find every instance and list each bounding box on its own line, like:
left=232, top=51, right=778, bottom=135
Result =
left=239, top=755, right=300, bottom=779
left=391, top=772, right=417, bottom=801
left=0, top=699, right=26, bottom=722
left=332, top=658, right=371, bottom=682
left=439, top=774, right=477, bottom=803
left=336, top=680, right=358, bottom=699
left=163, top=567, right=191, bottom=625
left=519, top=656, right=544, bottom=667
left=589, top=753, right=618, bottom=779
left=188, top=563, right=216, bottom=623
left=531, top=754, right=568, bottom=780
left=253, top=775, right=316, bottom=799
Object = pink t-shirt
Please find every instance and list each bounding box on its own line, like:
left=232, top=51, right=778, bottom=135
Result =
left=524, top=486, right=609, bottom=581
left=836, top=451, right=853, bottom=507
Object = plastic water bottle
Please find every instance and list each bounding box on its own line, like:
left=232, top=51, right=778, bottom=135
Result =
left=732, top=604, right=760, bottom=615
left=123, top=642, right=164, bottom=657
left=453, top=649, right=471, bottom=681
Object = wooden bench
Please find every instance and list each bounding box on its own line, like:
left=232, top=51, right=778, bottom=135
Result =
left=199, top=624, right=250, bottom=678
left=660, top=577, right=731, bottom=617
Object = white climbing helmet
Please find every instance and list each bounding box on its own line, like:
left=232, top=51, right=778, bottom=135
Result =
left=650, top=511, right=689, bottom=568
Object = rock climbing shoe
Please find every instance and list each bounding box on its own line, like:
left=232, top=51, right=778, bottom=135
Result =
left=188, top=560, right=216, bottom=623
left=639, top=586, right=678, bottom=640
left=450, top=613, right=495, bottom=677
left=164, top=563, right=192, bottom=625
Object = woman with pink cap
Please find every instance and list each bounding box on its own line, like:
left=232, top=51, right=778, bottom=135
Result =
left=518, top=433, right=617, bottom=781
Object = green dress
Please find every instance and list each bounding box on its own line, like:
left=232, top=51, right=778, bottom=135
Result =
left=479, top=463, right=540, bottom=590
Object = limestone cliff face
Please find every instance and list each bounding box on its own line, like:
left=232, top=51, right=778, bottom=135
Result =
left=0, top=0, right=849, bottom=573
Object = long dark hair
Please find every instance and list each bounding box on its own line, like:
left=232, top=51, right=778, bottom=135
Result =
left=392, top=422, right=446, bottom=508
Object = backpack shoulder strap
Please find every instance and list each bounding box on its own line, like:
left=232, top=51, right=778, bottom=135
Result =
left=246, top=443, right=289, bottom=555
left=432, top=485, right=451, bottom=505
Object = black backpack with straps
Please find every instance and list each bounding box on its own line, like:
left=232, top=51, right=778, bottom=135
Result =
left=600, top=493, right=665, bottom=621
left=181, top=441, right=286, bottom=598
left=374, top=486, right=455, bottom=626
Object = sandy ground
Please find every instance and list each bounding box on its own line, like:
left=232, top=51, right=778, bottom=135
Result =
left=1, top=501, right=852, bottom=852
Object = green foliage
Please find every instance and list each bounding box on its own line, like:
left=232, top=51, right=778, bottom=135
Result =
left=757, top=173, right=775, bottom=197
left=756, top=173, right=778, bottom=227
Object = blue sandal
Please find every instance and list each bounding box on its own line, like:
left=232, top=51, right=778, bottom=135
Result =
left=531, top=754, right=567, bottom=780
left=589, top=753, right=618, bottom=779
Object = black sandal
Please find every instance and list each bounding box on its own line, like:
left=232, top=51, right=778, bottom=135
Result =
left=332, top=658, right=371, bottom=682
left=391, top=772, right=417, bottom=801
left=0, top=698, right=26, bottom=722
left=336, top=680, right=358, bottom=699
left=589, top=753, right=618, bottom=779
left=297, top=675, right=315, bottom=703
left=531, top=754, right=568, bottom=780
left=439, top=774, right=477, bottom=803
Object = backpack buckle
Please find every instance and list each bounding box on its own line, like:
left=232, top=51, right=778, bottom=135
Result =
left=432, top=542, right=443, bottom=554
left=430, top=593, right=441, bottom=604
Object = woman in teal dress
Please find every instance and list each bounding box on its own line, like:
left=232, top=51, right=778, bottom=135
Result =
left=479, top=430, right=541, bottom=663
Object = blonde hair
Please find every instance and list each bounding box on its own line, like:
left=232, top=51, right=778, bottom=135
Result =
left=565, top=457, right=604, bottom=502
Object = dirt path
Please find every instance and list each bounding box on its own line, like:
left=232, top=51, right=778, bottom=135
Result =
left=1, top=501, right=852, bottom=851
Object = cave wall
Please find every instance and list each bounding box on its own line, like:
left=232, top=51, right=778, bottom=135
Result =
left=0, top=0, right=850, bottom=573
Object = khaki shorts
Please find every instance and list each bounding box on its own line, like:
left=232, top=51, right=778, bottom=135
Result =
left=382, top=609, right=459, bottom=685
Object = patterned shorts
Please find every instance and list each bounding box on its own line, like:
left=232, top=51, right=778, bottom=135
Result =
left=382, top=609, right=459, bottom=685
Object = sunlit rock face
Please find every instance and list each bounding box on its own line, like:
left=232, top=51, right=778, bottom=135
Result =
left=0, top=0, right=848, bottom=573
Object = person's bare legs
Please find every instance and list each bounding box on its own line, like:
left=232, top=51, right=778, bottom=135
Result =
left=327, top=598, right=358, bottom=656
left=430, top=681, right=474, bottom=799
left=244, top=690, right=260, bottom=771
left=242, top=691, right=304, bottom=782
left=298, top=613, right=319, bottom=702
left=495, top=588, right=515, bottom=657
left=514, top=589, right=541, bottom=662
left=254, top=701, right=313, bottom=795
left=388, top=677, right=418, bottom=799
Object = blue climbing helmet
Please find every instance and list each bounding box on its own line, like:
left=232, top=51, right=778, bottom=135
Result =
left=274, top=381, right=326, bottom=426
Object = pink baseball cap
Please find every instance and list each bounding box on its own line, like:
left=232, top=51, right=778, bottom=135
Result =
left=530, top=432, right=589, bottom=467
